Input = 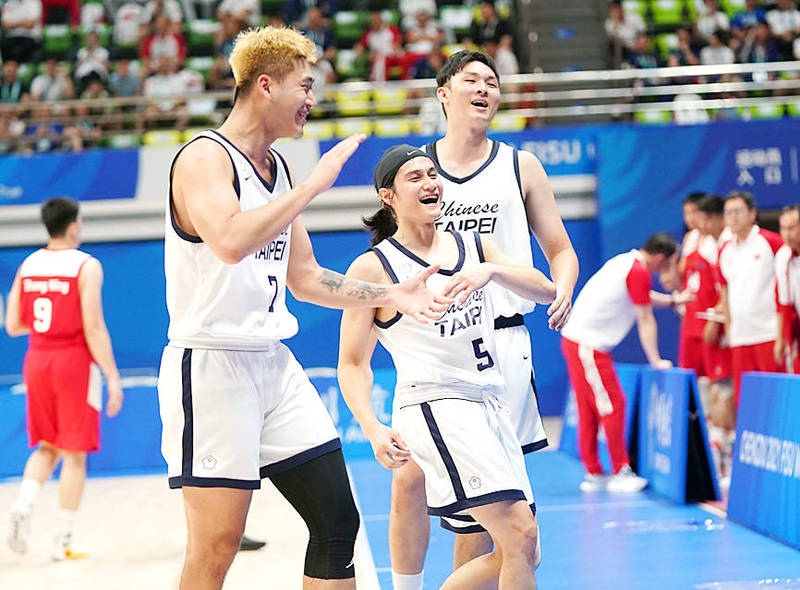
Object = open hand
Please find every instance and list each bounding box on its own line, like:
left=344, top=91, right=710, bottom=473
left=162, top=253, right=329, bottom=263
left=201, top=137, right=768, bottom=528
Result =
left=394, top=265, right=453, bottom=323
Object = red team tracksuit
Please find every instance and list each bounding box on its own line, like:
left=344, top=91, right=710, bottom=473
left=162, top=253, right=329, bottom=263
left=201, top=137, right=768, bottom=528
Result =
left=679, top=234, right=732, bottom=382
left=717, top=226, right=783, bottom=403
left=18, top=248, right=101, bottom=452
left=561, top=250, right=652, bottom=476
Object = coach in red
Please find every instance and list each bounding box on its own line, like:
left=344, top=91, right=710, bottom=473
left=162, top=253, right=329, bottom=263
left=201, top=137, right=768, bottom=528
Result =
left=4, top=197, right=124, bottom=560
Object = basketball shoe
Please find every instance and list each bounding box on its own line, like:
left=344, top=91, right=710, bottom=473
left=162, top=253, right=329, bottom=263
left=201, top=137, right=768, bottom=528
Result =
left=8, top=509, right=30, bottom=554
left=579, top=473, right=608, bottom=492
left=606, top=465, right=648, bottom=493
left=52, top=532, right=89, bottom=561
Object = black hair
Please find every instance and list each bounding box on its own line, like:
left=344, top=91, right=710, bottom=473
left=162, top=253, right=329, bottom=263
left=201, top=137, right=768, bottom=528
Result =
left=363, top=206, right=397, bottom=246
left=436, top=50, right=499, bottom=89
left=781, top=204, right=800, bottom=219
left=682, top=191, right=706, bottom=205
left=697, top=194, right=724, bottom=215
left=40, top=197, right=79, bottom=238
left=642, top=232, right=678, bottom=257
left=726, top=190, right=756, bottom=210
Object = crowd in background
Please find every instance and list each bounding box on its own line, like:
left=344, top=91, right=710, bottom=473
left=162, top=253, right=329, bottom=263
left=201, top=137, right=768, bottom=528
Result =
left=0, top=0, right=520, bottom=153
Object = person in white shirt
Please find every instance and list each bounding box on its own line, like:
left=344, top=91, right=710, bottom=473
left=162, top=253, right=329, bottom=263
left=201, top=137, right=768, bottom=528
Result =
left=30, top=59, right=75, bottom=102
left=696, top=0, right=730, bottom=42
left=766, top=0, right=800, bottom=59
left=1, top=0, right=42, bottom=63
left=605, top=0, right=646, bottom=50
left=561, top=233, right=689, bottom=493
left=217, top=0, right=260, bottom=28
left=774, top=204, right=800, bottom=374
left=74, top=30, right=111, bottom=85
left=699, top=30, right=735, bottom=65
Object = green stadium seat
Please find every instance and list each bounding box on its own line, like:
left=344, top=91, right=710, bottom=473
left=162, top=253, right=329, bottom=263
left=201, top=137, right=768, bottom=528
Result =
left=105, top=133, right=142, bottom=149
left=79, top=24, right=111, bottom=46
left=721, top=0, right=747, bottom=18
left=786, top=100, right=800, bottom=118
left=17, top=63, right=36, bottom=86
left=380, top=9, right=401, bottom=26
left=656, top=32, right=679, bottom=59
left=622, top=0, right=649, bottom=18
left=439, top=6, right=474, bottom=40
left=335, top=49, right=368, bottom=81
left=634, top=109, right=672, bottom=124
left=749, top=103, right=784, bottom=120
left=651, top=0, right=685, bottom=26
left=187, top=56, right=214, bottom=86
left=187, top=20, right=221, bottom=55
left=43, top=24, right=73, bottom=59
left=333, top=11, right=367, bottom=48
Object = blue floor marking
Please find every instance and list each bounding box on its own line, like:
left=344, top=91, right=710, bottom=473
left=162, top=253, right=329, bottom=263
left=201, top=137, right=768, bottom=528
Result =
left=348, top=451, right=800, bottom=589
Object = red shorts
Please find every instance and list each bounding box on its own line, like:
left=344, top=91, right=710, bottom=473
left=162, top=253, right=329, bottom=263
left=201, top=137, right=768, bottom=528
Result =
left=731, top=341, right=781, bottom=406
left=23, top=346, right=101, bottom=452
left=679, top=332, right=706, bottom=376
left=703, top=341, right=732, bottom=381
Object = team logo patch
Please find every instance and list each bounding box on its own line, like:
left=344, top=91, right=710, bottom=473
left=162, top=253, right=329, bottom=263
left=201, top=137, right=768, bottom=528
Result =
left=201, top=455, right=217, bottom=470
left=469, top=476, right=482, bottom=490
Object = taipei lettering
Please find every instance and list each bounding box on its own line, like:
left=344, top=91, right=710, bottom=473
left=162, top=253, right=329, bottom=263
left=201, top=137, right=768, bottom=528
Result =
left=434, top=200, right=500, bottom=234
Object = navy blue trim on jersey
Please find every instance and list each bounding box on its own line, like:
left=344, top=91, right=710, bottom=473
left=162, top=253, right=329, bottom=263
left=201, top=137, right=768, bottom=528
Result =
left=427, top=489, right=527, bottom=517
left=374, top=312, right=402, bottom=329
left=427, top=140, right=500, bottom=185
left=209, top=129, right=278, bottom=193
left=168, top=134, right=241, bottom=243
left=370, top=247, right=403, bottom=328
left=523, top=372, right=549, bottom=453
left=387, top=230, right=465, bottom=276
left=421, top=401, right=466, bottom=500
left=273, top=149, right=293, bottom=188
left=473, top=232, right=485, bottom=263
left=180, top=348, right=194, bottom=479
left=259, top=438, right=342, bottom=478
left=168, top=476, right=261, bottom=489
left=440, top=518, right=486, bottom=534
left=493, top=314, right=524, bottom=330
left=513, top=148, right=523, bottom=201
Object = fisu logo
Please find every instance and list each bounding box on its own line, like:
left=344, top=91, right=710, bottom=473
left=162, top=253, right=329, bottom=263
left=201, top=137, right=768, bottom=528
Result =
left=201, top=455, right=217, bottom=470
left=469, top=476, right=482, bottom=490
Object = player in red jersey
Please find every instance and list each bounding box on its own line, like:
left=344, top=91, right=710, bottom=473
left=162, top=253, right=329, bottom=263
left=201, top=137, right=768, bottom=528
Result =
left=4, top=197, right=124, bottom=560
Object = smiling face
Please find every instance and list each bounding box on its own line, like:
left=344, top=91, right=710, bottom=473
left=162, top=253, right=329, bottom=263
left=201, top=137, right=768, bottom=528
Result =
left=265, top=58, right=316, bottom=138
left=380, top=156, right=443, bottom=227
left=437, top=60, right=500, bottom=125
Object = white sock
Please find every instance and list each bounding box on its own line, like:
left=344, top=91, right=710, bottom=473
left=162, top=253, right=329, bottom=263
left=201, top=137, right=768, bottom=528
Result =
left=58, top=508, right=78, bottom=538
left=392, top=570, right=424, bottom=590
left=12, top=479, right=41, bottom=513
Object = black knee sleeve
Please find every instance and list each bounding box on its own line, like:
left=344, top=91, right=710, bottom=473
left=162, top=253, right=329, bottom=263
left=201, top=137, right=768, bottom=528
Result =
left=270, top=448, right=360, bottom=579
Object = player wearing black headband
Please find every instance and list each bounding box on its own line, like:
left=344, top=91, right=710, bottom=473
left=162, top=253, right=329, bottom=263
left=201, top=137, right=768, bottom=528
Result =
left=338, top=144, right=556, bottom=589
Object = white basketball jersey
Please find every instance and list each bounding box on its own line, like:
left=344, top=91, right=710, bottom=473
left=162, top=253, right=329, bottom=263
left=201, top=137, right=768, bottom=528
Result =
left=164, top=130, right=298, bottom=350
left=424, top=140, right=535, bottom=317
left=372, top=231, right=505, bottom=408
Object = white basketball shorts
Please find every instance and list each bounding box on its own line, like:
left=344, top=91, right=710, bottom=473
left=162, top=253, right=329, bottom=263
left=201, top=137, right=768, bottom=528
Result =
left=394, top=394, right=534, bottom=533
left=494, top=320, right=548, bottom=453
left=158, top=344, right=340, bottom=489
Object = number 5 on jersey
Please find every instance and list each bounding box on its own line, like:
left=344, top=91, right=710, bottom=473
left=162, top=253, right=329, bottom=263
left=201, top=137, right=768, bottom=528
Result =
left=472, top=337, right=494, bottom=371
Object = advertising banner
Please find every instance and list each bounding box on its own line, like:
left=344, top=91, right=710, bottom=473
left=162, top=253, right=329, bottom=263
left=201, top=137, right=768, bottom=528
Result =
left=728, top=372, right=800, bottom=550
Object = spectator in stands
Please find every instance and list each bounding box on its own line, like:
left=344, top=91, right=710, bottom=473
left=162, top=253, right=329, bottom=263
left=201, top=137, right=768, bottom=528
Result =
left=24, top=105, right=63, bottom=153
left=408, top=42, right=445, bottom=79
left=283, top=0, right=337, bottom=27
left=139, top=0, right=183, bottom=38
left=1, top=61, right=29, bottom=103
left=210, top=17, right=241, bottom=90
left=737, top=21, right=781, bottom=63
left=0, top=107, right=25, bottom=153
left=113, top=1, right=143, bottom=57
left=63, top=101, right=103, bottom=151
left=30, top=59, right=75, bottom=101
left=74, top=29, right=111, bottom=88
left=143, top=55, right=191, bottom=127
left=775, top=204, right=800, bottom=374
left=404, top=8, right=443, bottom=58
left=715, top=191, right=782, bottom=405
left=605, top=0, right=646, bottom=53
left=140, top=14, right=187, bottom=75
left=301, top=7, right=337, bottom=65
left=399, top=0, right=436, bottom=30
left=109, top=59, right=142, bottom=97
left=795, top=34, right=800, bottom=59
left=466, top=0, right=514, bottom=52
left=696, top=0, right=730, bottom=43
left=766, top=0, right=800, bottom=60
left=81, top=77, right=111, bottom=118
left=217, top=0, right=260, bottom=29
left=668, top=26, right=700, bottom=66
left=730, top=0, right=767, bottom=42
left=624, top=32, right=660, bottom=68
left=700, top=30, right=735, bottom=65
left=485, top=38, right=519, bottom=75
left=1, top=0, right=43, bottom=64
left=355, top=11, right=406, bottom=81
left=41, top=0, right=79, bottom=26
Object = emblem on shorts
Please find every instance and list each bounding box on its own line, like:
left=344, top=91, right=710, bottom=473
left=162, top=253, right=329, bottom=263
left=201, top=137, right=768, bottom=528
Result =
left=201, top=455, right=217, bottom=470
left=469, top=476, right=482, bottom=490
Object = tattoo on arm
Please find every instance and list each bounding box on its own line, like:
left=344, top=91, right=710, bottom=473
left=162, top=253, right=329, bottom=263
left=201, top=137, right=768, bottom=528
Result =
left=319, top=269, right=388, bottom=300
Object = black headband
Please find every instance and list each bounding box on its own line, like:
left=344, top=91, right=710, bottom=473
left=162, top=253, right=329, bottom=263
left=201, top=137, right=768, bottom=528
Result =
left=373, top=144, right=430, bottom=191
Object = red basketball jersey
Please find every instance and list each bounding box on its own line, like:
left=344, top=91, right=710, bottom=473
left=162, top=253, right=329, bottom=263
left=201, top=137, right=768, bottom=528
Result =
left=18, top=248, right=92, bottom=351
left=682, top=235, right=722, bottom=338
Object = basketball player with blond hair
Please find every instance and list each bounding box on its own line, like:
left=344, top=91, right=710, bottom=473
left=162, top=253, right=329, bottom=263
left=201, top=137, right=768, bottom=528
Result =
left=159, top=26, right=449, bottom=589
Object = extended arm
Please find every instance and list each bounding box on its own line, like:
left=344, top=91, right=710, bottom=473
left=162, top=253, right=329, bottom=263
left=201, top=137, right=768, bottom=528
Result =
left=286, top=216, right=449, bottom=321
left=521, top=150, right=579, bottom=329
left=4, top=271, right=29, bottom=336
left=79, top=258, right=123, bottom=417
left=173, top=134, right=364, bottom=264
left=634, top=304, right=672, bottom=369
left=337, top=255, right=410, bottom=469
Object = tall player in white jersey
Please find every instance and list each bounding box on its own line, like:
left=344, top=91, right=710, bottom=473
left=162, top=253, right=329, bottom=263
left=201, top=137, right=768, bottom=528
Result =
left=338, top=144, right=556, bottom=589
left=389, top=51, right=579, bottom=587
left=159, top=27, right=450, bottom=590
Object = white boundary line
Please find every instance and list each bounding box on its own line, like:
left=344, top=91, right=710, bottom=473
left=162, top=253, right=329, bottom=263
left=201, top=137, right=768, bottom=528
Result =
left=347, top=466, right=381, bottom=590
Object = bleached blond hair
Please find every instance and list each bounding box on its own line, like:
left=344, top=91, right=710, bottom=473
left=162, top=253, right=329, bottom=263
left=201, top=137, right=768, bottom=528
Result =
left=229, top=26, right=317, bottom=94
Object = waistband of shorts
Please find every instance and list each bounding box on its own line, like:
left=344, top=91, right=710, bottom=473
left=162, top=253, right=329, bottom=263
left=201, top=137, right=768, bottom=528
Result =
left=494, top=314, right=524, bottom=330
left=167, top=340, right=283, bottom=356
